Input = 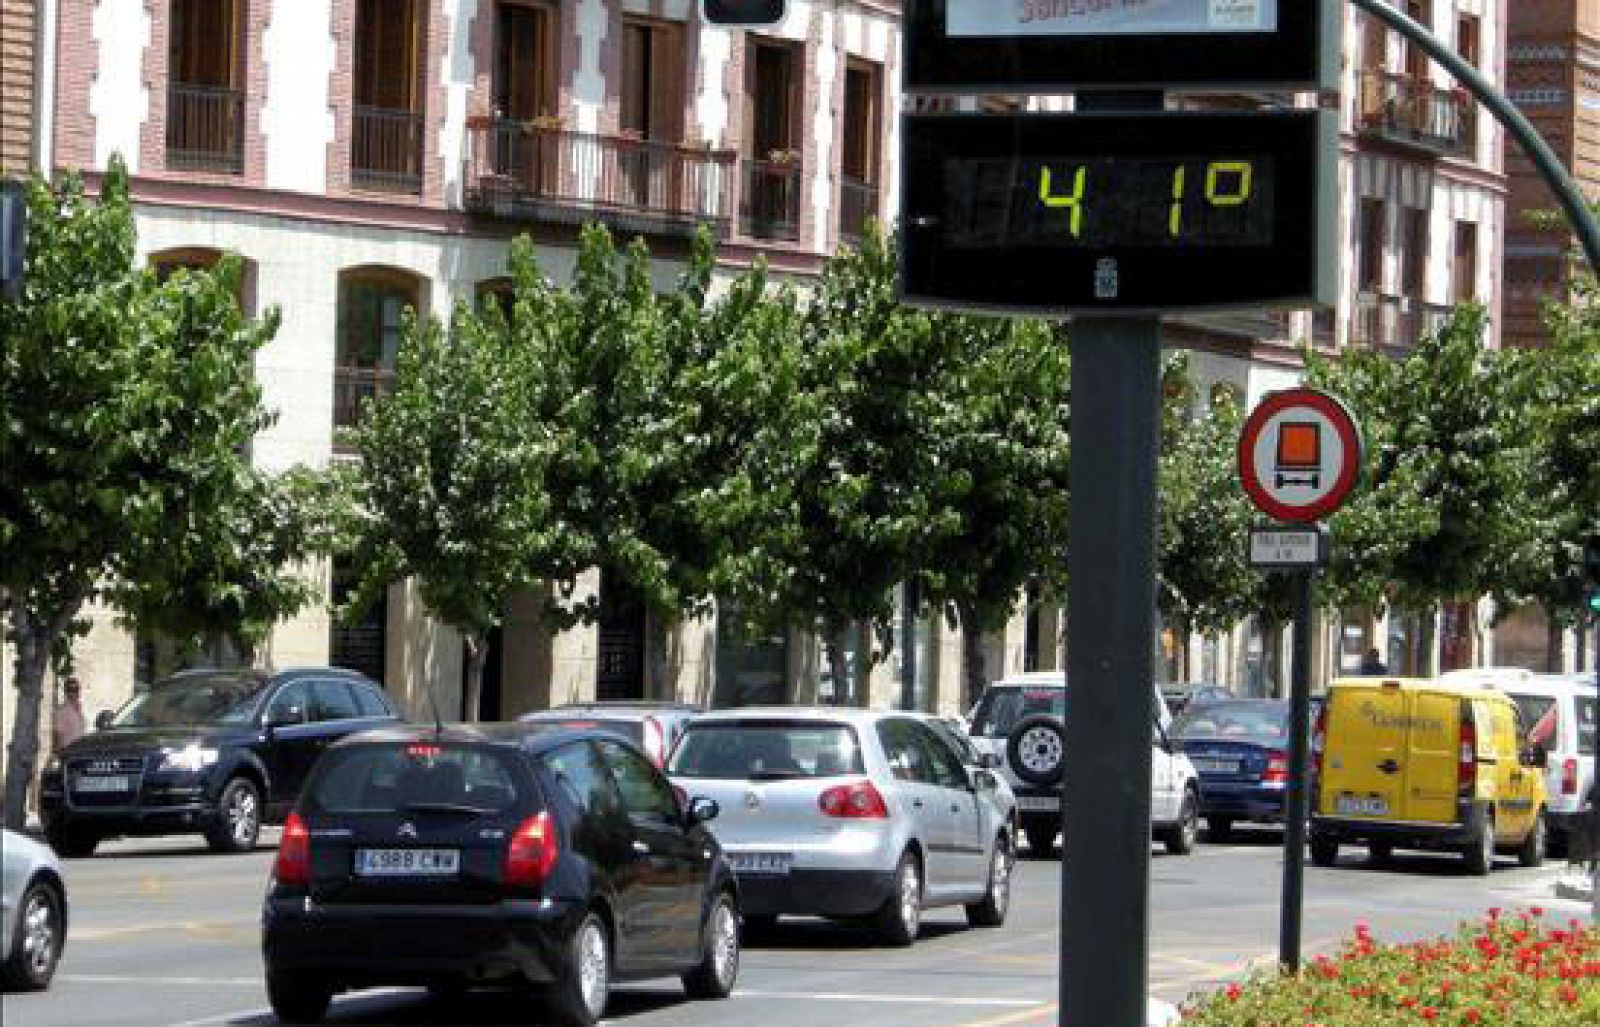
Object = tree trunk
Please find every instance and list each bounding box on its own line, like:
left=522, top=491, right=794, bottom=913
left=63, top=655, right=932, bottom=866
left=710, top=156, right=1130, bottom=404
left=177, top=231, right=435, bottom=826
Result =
left=5, top=597, right=84, bottom=830
left=1415, top=606, right=1439, bottom=677
left=648, top=613, right=675, bottom=701
left=1262, top=621, right=1286, bottom=698
left=823, top=629, right=849, bottom=706
left=463, top=633, right=485, bottom=723
left=959, top=604, right=987, bottom=711
left=1546, top=620, right=1564, bottom=674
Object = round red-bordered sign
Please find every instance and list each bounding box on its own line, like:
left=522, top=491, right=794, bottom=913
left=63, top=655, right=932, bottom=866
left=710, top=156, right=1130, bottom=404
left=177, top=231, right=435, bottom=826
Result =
left=1237, top=388, right=1363, bottom=524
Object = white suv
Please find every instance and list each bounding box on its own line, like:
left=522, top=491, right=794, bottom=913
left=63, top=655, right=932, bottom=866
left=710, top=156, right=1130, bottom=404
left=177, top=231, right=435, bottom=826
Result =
left=966, top=672, right=1202, bottom=858
left=1445, top=668, right=1597, bottom=852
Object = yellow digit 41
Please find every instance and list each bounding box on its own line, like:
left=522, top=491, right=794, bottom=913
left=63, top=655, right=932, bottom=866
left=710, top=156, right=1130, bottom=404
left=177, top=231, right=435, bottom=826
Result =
left=1039, top=165, right=1087, bottom=238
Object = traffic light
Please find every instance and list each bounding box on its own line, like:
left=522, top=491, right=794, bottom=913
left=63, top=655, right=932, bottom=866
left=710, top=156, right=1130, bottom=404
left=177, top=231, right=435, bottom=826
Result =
left=702, top=1, right=784, bottom=26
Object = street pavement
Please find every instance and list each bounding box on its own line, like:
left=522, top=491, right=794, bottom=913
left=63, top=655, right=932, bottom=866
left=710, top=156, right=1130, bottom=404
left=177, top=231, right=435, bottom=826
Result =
left=4, top=825, right=1585, bottom=1027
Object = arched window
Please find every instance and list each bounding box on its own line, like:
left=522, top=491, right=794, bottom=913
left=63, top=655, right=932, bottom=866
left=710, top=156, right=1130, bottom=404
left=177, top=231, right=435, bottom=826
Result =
left=334, top=266, right=426, bottom=435
left=149, top=246, right=257, bottom=313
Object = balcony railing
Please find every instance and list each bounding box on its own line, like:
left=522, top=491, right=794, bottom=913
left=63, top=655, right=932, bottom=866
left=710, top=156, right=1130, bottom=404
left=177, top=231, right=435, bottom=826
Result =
left=167, top=83, right=244, bottom=174
left=839, top=176, right=879, bottom=245
left=353, top=106, right=424, bottom=193
left=463, top=118, right=737, bottom=238
left=1351, top=293, right=1454, bottom=352
left=741, top=158, right=803, bottom=241
left=1356, top=71, right=1474, bottom=156
left=333, top=365, right=394, bottom=443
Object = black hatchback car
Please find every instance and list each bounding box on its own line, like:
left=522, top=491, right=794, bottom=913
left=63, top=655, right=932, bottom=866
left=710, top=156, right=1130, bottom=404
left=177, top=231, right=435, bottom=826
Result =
left=39, top=668, right=397, bottom=857
left=261, top=724, right=741, bottom=1026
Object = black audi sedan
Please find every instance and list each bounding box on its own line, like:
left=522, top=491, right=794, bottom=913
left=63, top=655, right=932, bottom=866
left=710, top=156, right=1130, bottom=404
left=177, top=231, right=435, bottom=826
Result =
left=39, top=668, right=397, bottom=857
left=261, top=723, right=741, bottom=1026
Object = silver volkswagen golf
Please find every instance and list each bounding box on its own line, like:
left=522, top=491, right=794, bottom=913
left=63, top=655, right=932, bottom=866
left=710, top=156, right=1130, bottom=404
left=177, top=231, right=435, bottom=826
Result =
left=666, top=707, right=1017, bottom=946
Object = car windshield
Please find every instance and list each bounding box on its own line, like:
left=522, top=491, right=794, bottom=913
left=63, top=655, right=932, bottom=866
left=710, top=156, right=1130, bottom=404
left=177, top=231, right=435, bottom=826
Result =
left=306, top=743, right=522, bottom=815
left=108, top=674, right=267, bottom=728
left=969, top=686, right=1066, bottom=738
left=1507, top=694, right=1560, bottom=749
left=1172, top=700, right=1290, bottom=747
left=668, top=721, right=864, bottom=780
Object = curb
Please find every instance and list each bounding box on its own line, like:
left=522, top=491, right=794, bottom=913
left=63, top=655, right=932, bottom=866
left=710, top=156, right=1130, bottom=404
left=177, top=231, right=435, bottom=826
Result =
left=1554, top=875, right=1595, bottom=904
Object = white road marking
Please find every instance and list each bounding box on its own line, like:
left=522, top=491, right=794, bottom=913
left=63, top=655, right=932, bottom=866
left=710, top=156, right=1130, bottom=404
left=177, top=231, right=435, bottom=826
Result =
left=731, top=990, right=1041, bottom=1007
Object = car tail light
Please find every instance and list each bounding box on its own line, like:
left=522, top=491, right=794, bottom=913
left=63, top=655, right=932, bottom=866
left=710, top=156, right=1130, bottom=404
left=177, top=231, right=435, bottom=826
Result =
left=1263, top=750, right=1289, bottom=784
left=643, top=716, right=666, bottom=769
left=505, top=812, right=559, bottom=887
left=1562, top=758, right=1579, bottom=796
left=1457, top=713, right=1477, bottom=795
left=275, top=812, right=312, bottom=887
left=818, top=780, right=889, bottom=819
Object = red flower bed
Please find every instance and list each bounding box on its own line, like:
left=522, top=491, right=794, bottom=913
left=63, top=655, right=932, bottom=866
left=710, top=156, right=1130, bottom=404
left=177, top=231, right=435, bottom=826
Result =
left=1180, top=908, right=1599, bottom=1025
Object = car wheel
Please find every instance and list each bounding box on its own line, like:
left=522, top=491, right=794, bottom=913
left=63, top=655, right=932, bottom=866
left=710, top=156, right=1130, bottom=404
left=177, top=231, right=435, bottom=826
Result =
left=1368, top=841, right=1393, bottom=865
left=965, top=835, right=1012, bottom=928
left=872, top=852, right=922, bottom=947
left=1462, top=814, right=1495, bottom=877
left=682, top=892, right=740, bottom=999
left=1517, top=811, right=1546, bottom=868
left=204, top=777, right=262, bottom=854
left=1023, top=820, right=1056, bottom=859
left=266, top=971, right=332, bottom=1024
left=45, top=823, right=99, bottom=859
left=1161, top=789, right=1200, bottom=856
left=1308, top=836, right=1339, bottom=867
left=1205, top=816, right=1233, bottom=842
left=1007, top=715, right=1066, bottom=788
left=1, top=879, right=64, bottom=991
left=544, top=911, right=610, bottom=1026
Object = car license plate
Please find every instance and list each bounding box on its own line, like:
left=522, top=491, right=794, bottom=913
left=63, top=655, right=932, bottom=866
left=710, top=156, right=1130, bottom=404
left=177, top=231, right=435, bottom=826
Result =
left=1016, top=795, right=1058, bottom=812
left=354, top=848, right=461, bottom=877
left=73, top=775, right=132, bottom=793
left=1335, top=795, right=1388, bottom=816
left=729, top=851, right=793, bottom=876
left=1192, top=759, right=1239, bottom=774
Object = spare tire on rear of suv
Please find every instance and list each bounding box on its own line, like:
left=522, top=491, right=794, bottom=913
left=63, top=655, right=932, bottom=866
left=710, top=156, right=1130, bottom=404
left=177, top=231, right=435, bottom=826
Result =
left=1007, top=715, right=1066, bottom=788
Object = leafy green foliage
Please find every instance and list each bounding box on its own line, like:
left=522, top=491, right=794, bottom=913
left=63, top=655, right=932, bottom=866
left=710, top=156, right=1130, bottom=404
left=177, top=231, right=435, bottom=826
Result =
left=0, top=160, right=294, bottom=826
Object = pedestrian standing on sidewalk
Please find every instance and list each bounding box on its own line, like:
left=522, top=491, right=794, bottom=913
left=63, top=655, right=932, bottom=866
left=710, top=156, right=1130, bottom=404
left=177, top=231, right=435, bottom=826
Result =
left=52, top=677, right=87, bottom=755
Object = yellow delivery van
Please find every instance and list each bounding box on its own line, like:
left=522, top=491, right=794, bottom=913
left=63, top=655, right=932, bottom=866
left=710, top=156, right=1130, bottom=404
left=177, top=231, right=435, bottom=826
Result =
left=1310, top=676, right=1547, bottom=875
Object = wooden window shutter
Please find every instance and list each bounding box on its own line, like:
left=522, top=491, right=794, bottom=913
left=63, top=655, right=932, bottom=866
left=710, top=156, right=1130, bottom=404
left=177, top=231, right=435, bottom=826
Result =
left=649, top=23, right=684, bottom=143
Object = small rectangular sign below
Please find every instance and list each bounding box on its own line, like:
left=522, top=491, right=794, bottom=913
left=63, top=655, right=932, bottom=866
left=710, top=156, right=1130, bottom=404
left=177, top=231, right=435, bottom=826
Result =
left=1249, top=526, right=1328, bottom=569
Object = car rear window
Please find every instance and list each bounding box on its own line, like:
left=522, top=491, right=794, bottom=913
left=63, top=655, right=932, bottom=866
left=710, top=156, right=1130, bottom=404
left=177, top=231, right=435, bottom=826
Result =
left=970, top=686, right=1066, bottom=738
left=1172, top=701, right=1289, bottom=747
left=532, top=717, right=645, bottom=749
left=1579, top=697, right=1597, bottom=756
left=306, top=743, right=523, bottom=815
left=668, top=721, right=864, bottom=780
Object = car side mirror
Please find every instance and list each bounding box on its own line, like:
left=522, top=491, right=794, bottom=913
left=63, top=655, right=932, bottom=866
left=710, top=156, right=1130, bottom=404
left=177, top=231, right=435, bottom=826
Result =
left=974, top=769, right=999, bottom=792
left=94, top=710, right=113, bottom=731
left=1521, top=747, right=1548, bottom=770
left=979, top=751, right=1002, bottom=771
left=687, top=797, right=720, bottom=826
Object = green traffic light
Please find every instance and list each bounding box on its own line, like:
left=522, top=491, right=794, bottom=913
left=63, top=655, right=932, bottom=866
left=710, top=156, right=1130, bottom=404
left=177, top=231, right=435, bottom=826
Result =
left=1588, top=589, right=1600, bottom=616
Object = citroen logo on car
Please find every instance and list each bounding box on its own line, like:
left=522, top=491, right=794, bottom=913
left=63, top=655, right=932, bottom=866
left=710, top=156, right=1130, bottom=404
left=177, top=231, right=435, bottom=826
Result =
left=397, top=822, right=418, bottom=839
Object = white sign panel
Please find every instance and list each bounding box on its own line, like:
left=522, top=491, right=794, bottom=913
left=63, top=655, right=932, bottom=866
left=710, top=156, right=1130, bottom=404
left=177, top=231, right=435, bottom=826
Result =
left=946, top=0, right=1279, bottom=38
left=1249, top=528, right=1324, bottom=568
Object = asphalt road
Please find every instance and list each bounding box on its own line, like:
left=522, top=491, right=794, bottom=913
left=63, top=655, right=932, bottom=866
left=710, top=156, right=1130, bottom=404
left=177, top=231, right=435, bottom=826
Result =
left=4, top=825, right=1584, bottom=1027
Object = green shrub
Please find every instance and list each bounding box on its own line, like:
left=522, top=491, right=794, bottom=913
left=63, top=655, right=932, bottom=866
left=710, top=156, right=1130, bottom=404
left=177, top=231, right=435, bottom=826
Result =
left=1181, top=908, right=1600, bottom=1025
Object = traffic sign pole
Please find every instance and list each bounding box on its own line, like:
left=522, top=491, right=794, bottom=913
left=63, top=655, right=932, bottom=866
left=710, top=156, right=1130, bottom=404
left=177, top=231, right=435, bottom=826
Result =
left=1281, top=565, right=1315, bottom=971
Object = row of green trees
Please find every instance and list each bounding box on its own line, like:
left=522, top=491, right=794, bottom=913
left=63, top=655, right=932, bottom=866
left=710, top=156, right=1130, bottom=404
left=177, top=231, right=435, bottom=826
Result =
left=4, top=164, right=1597, bottom=829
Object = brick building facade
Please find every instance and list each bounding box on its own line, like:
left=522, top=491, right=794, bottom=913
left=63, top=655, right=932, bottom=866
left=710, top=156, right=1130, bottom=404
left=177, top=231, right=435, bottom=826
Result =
left=1503, top=0, right=1600, bottom=348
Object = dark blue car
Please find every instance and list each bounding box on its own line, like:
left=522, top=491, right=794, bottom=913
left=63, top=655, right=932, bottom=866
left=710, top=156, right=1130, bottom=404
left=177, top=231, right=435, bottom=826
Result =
left=1171, top=699, right=1292, bottom=841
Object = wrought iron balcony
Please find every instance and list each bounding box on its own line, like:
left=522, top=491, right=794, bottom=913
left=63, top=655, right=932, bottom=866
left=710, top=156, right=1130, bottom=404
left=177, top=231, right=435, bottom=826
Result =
left=1351, top=292, right=1454, bottom=352
left=740, top=157, right=803, bottom=242
left=166, top=83, right=244, bottom=174
left=1356, top=71, right=1474, bottom=157
left=463, top=118, right=737, bottom=239
left=353, top=105, right=425, bottom=193
left=839, top=176, right=879, bottom=245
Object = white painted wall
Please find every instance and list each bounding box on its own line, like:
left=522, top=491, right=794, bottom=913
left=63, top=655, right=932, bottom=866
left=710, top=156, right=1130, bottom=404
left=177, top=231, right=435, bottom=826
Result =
left=89, top=0, right=149, bottom=171
left=810, top=8, right=838, bottom=246
left=262, top=0, right=336, bottom=193
left=694, top=27, right=733, bottom=146
left=439, top=0, right=478, bottom=207
left=573, top=0, right=608, bottom=135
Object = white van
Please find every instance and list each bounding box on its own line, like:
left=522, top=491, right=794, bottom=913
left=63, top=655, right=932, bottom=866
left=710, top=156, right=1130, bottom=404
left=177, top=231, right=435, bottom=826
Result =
left=1444, top=668, right=1597, bottom=848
